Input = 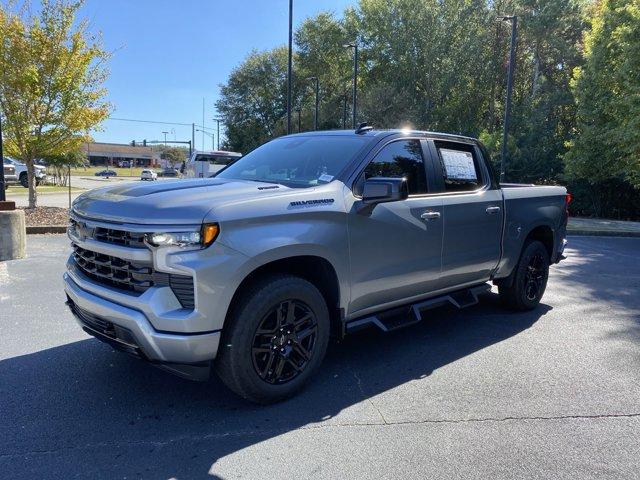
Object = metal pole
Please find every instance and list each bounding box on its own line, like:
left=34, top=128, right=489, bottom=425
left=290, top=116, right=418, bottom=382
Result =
left=68, top=165, right=71, bottom=209
left=500, top=15, right=517, bottom=183
left=0, top=115, right=5, bottom=201
left=314, top=77, right=319, bottom=130
left=191, top=123, right=195, bottom=154
left=286, top=0, right=293, bottom=134
left=202, top=98, right=205, bottom=150
left=342, top=94, right=347, bottom=129
left=352, top=44, right=358, bottom=129
left=216, top=119, right=220, bottom=150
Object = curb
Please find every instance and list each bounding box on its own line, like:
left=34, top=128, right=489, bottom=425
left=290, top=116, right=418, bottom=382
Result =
left=27, top=225, right=67, bottom=234
left=567, top=230, right=640, bottom=238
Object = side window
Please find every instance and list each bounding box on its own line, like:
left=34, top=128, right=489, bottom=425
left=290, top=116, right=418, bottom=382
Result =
left=361, top=139, right=428, bottom=195
left=436, top=143, right=482, bottom=192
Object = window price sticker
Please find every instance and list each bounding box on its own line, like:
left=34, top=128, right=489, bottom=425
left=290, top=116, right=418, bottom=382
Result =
left=440, top=149, right=477, bottom=180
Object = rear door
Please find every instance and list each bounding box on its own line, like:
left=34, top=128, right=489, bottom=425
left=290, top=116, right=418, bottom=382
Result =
left=427, top=140, right=503, bottom=288
left=347, top=137, right=444, bottom=314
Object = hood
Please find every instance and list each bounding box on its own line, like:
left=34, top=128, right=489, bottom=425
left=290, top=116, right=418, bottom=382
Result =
left=72, top=178, right=290, bottom=225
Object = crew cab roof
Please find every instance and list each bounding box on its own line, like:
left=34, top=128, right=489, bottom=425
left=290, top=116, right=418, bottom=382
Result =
left=281, top=128, right=478, bottom=144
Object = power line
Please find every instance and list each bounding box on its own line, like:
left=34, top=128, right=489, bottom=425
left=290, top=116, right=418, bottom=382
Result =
left=107, top=117, right=193, bottom=127
left=107, top=116, right=215, bottom=132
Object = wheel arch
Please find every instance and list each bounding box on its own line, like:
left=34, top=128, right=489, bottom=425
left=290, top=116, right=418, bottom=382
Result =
left=225, top=254, right=344, bottom=339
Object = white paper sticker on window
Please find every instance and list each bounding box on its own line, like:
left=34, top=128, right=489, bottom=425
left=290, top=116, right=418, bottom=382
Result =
left=440, top=149, right=477, bottom=181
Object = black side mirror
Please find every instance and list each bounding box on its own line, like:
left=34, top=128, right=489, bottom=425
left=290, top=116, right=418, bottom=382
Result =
left=358, top=177, right=409, bottom=214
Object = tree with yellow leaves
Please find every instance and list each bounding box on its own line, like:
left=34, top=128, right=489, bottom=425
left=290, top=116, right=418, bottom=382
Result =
left=0, top=0, right=110, bottom=207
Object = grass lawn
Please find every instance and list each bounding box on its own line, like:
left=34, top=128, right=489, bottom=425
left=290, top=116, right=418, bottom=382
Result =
left=6, top=185, right=85, bottom=195
left=69, top=166, right=149, bottom=177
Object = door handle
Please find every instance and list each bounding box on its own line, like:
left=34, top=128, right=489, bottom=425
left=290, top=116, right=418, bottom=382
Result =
left=421, top=211, right=441, bottom=221
left=486, top=206, right=501, bottom=214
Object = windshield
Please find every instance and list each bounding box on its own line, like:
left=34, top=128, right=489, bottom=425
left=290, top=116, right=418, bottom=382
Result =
left=216, top=136, right=369, bottom=187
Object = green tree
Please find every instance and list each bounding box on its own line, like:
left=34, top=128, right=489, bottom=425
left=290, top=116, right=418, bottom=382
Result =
left=0, top=0, right=110, bottom=207
left=42, top=148, right=85, bottom=186
left=216, top=47, right=293, bottom=153
left=565, top=0, right=640, bottom=215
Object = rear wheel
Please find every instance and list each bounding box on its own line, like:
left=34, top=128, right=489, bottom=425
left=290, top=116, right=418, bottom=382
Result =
left=215, top=275, right=330, bottom=404
left=498, top=240, right=550, bottom=310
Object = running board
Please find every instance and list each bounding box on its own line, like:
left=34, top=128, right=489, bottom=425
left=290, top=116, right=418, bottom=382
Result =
left=345, top=283, right=491, bottom=334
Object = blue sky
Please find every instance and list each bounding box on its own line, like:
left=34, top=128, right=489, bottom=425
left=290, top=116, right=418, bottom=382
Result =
left=78, top=0, right=356, bottom=148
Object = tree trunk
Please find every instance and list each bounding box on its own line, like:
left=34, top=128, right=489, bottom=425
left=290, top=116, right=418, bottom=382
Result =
left=26, top=159, right=38, bottom=208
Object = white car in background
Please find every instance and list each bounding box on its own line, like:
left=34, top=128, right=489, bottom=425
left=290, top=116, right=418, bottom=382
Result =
left=140, top=169, right=158, bottom=181
left=3, top=157, right=46, bottom=187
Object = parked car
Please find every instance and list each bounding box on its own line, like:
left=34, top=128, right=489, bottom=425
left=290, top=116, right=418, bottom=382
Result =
left=184, top=150, right=242, bottom=178
left=3, top=162, right=16, bottom=189
left=94, top=169, right=117, bottom=177
left=64, top=127, right=569, bottom=404
left=3, top=157, right=46, bottom=187
left=140, top=169, right=158, bottom=181
left=157, top=168, right=180, bottom=178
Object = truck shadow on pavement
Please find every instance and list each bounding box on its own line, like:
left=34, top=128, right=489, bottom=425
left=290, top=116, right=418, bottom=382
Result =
left=1, top=293, right=551, bottom=479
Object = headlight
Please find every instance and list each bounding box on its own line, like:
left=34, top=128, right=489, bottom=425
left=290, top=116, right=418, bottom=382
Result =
left=147, top=223, right=219, bottom=248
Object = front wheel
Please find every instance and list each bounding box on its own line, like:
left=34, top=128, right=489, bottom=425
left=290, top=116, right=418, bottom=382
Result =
left=498, top=240, right=550, bottom=311
left=215, top=275, right=330, bottom=404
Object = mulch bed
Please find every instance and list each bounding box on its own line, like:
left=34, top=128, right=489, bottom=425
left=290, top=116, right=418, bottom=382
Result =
left=19, top=206, right=69, bottom=227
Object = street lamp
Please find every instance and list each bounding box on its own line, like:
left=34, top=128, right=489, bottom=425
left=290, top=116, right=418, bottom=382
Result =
left=213, top=117, right=223, bottom=150
left=306, top=76, right=320, bottom=130
left=497, top=15, right=517, bottom=182
left=343, top=41, right=359, bottom=129
left=286, top=0, right=294, bottom=134
left=196, top=129, right=215, bottom=150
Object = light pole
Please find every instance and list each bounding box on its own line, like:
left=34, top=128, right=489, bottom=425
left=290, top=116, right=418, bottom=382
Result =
left=213, top=117, right=222, bottom=150
left=307, top=77, right=319, bottom=130
left=162, top=131, right=168, bottom=146
left=498, top=15, right=517, bottom=183
left=0, top=114, right=5, bottom=202
left=196, top=129, right=215, bottom=150
left=286, top=0, right=294, bottom=134
left=344, top=42, right=359, bottom=128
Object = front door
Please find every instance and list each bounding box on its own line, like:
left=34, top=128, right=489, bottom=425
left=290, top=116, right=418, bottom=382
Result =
left=347, top=138, right=444, bottom=315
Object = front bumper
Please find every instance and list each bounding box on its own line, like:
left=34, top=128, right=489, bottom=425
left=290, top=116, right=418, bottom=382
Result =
left=64, top=271, right=221, bottom=379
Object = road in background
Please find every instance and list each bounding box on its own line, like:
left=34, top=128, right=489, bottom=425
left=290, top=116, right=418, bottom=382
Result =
left=1, top=235, right=638, bottom=479
left=6, top=176, right=175, bottom=208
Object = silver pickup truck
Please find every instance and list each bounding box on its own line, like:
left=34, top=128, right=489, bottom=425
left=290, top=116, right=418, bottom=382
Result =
left=64, top=127, right=569, bottom=403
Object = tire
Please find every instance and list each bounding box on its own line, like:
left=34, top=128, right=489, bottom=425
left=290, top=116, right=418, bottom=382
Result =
left=215, top=274, right=330, bottom=404
left=499, top=240, right=550, bottom=311
left=19, top=173, right=28, bottom=188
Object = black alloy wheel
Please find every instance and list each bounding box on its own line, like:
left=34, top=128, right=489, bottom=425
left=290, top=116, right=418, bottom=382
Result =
left=524, top=251, right=546, bottom=302
left=251, top=300, right=318, bottom=385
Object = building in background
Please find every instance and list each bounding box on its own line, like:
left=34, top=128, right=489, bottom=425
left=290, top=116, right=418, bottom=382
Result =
left=82, top=142, right=161, bottom=168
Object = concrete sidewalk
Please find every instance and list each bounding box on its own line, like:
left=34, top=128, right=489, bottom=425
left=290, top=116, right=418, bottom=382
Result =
left=568, top=217, right=640, bottom=237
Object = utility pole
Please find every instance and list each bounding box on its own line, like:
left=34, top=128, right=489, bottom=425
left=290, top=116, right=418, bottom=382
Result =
left=498, top=15, right=517, bottom=183
left=202, top=98, right=205, bottom=151
left=162, top=131, right=168, bottom=146
left=342, top=93, right=347, bottom=129
left=286, top=0, right=293, bottom=134
left=191, top=123, right=195, bottom=154
left=0, top=115, right=5, bottom=202
left=307, top=77, right=319, bottom=130
left=213, top=117, right=222, bottom=150
left=344, top=42, right=359, bottom=128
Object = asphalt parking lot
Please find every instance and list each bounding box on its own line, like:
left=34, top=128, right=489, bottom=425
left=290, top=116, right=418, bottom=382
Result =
left=1, top=235, right=639, bottom=479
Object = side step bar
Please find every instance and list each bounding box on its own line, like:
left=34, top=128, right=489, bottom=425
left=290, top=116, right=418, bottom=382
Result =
left=345, top=283, right=491, bottom=334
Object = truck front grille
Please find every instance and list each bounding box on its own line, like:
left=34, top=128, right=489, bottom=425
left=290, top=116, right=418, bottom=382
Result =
left=69, top=218, right=147, bottom=248
left=72, top=244, right=195, bottom=309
